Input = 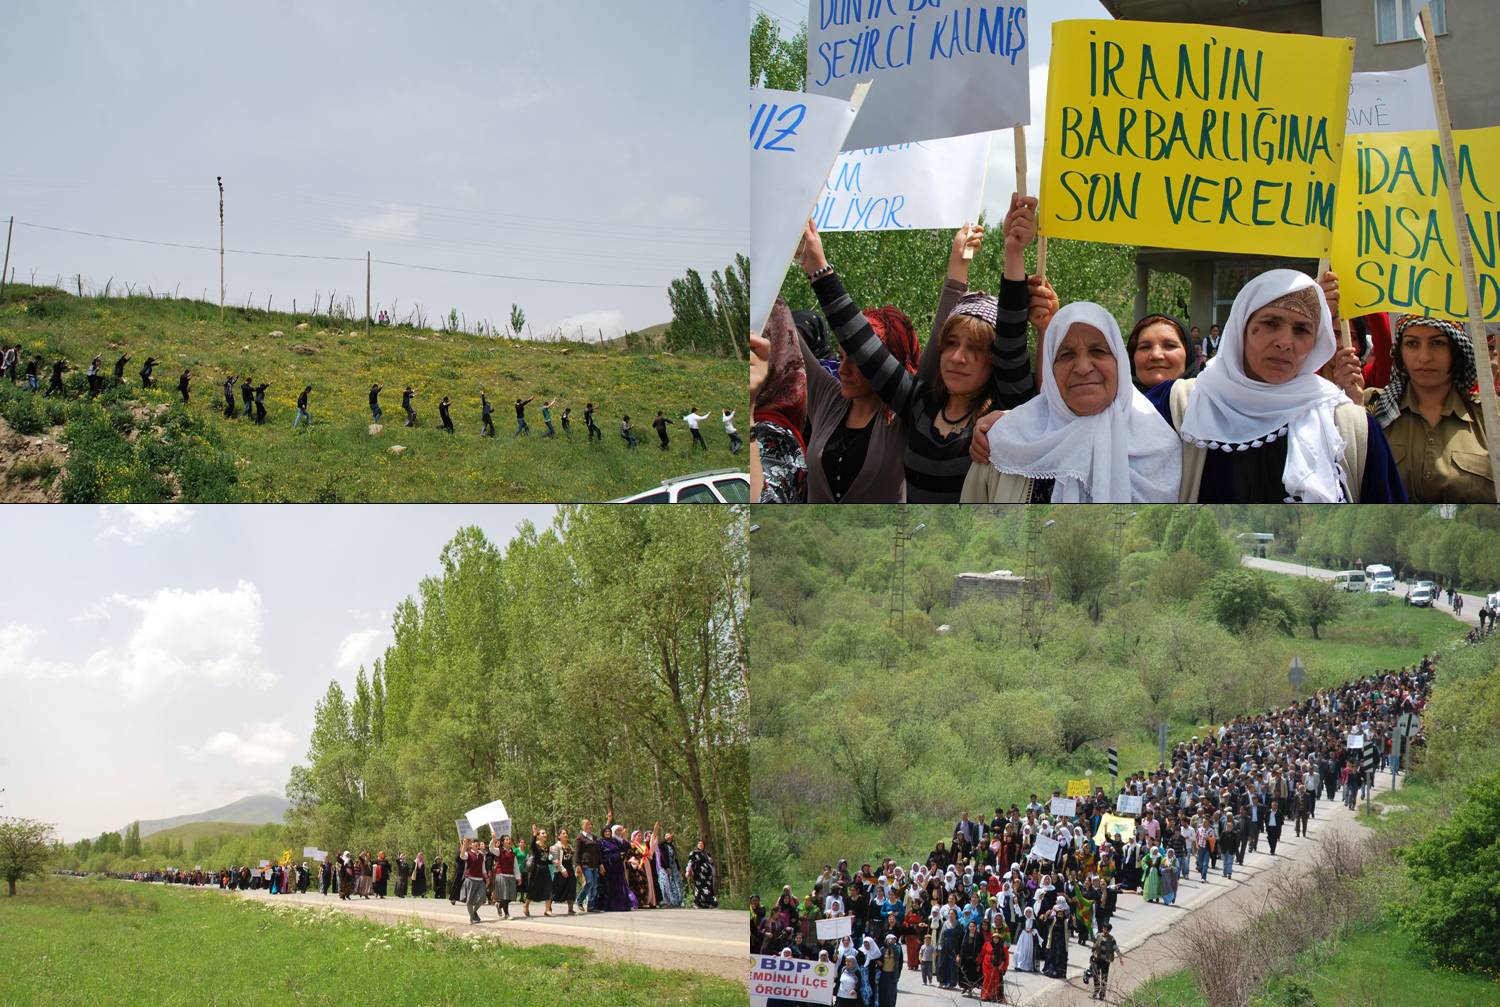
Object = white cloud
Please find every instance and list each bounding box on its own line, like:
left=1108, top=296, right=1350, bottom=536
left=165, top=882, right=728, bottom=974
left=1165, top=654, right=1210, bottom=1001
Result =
left=85, top=581, right=272, bottom=694
left=539, top=309, right=628, bottom=341
left=0, top=623, right=74, bottom=679
left=98, top=504, right=195, bottom=544
left=195, top=721, right=297, bottom=766
left=335, top=626, right=386, bottom=672
left=340, top=203, right=420, bottom=240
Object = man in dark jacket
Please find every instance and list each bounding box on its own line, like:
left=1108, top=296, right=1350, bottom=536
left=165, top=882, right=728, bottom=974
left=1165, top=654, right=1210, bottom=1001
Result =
left=575, top=818, right=603, bottom=912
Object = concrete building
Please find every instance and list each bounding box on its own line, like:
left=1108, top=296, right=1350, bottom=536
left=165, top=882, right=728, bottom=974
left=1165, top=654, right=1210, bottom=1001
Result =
left=950, top=570, right=1038, bottom=608
left=1098, top=0, right=1494, bottom=329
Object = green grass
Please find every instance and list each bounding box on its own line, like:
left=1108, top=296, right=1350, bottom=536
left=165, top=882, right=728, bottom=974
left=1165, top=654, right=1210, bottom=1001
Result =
left=0, top=285, right=745, bottom=501
left=142, top=821, right=262, bottom=847
left=1127, top=918, right=1500, bottom=1007
left=0, top=877, right=743, bottom=1006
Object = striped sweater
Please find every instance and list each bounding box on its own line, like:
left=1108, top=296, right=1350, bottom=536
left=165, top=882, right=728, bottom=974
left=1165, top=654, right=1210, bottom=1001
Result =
left=812, top=271, right=1035, bottom=502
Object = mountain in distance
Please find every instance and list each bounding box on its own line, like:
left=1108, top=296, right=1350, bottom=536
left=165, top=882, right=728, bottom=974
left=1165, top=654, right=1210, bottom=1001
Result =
left=131, top=794, right=290, bottom=839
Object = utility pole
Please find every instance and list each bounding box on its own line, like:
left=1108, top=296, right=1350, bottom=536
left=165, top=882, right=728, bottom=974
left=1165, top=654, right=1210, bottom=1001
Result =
left=366, top=251, right=372, bottom=338
left=0, top=215, right=12, bottom=300
left=217, top=177, right=225, bottom=321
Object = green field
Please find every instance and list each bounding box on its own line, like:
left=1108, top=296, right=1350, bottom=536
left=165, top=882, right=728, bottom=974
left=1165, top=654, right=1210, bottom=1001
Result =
left=0, top=878, right=742, bottom=1006
left=140, top=820, right=261, bottom=847
left=0, top=285, right=745, bottom=502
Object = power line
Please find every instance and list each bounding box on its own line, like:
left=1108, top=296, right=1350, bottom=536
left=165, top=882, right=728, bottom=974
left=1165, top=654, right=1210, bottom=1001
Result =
left=15, top=220, right=679, bottom=290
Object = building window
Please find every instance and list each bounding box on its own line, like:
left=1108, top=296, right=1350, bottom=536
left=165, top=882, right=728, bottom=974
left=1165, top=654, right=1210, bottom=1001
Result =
left=1375, top=0, right=1446, bottom=45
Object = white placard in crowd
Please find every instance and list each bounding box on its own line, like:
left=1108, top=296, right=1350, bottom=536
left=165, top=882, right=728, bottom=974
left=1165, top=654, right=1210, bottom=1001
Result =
left=258, top=859, right=270, bottom=868
left=1347, top=733, right=1365, bottom=749
left=814, top=914, right=854, bottom=941
left=1031, top=835, right=1060, bottom=862
left=749, top=953, right=837, bottom=1006
left=1049, top=796, right=1077, bottom=818
left=815, top=132, right=991, bottom=232
left=465, top=798, right=509, bottom=837
left=750, top=86, right=866, bottom=334
left=490, top=820, right=512, bottom=838
left=302, top=846, right=318, bottom=858
left=806, top=0, right=1030, bottom=148
left=1116, top=794, right=1143, bottom=816
left=1347, top=66, right=1437, bottom=135
left=455, top=817, right=477, bottom=841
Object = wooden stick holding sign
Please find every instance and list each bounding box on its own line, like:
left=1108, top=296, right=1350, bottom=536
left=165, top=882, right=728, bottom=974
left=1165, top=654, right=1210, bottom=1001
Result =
left=961, top=134, right=1000, bottom=261
left=1419, top=5, right=1500, bottom=503
left=1315, top=257, right=1352, bottom=350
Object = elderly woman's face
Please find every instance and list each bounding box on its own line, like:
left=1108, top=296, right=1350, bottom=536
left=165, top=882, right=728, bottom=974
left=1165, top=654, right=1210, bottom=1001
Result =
left=1243, top=306, right=1317, bottom=383
left=1133, top=322, right=1188, bottom=388
left=1053, top=324, right=1118, bottom=416
left=1399, top=324, right=1454, bottom=391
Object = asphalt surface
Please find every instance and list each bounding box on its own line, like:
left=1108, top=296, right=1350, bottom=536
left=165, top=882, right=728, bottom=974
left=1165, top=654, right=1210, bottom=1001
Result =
left=1242, top=555, right=1484, bottom=626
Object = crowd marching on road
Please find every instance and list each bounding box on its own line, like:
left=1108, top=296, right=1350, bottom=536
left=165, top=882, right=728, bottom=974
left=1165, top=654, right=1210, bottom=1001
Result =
left=752, top=657, right=1435, bottom=1005
left=95, top=812, right=719, bottom=925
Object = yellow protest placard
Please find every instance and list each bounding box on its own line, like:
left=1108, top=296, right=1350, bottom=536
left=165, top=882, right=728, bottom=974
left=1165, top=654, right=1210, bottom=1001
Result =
left=1040, top=20, right=1354, bottom=257
left=1331, top=126, right=1500, bottom=322
left=1066, top=779, right=1092, bottom=798
left=1093, top=813, right=1136, bottom=846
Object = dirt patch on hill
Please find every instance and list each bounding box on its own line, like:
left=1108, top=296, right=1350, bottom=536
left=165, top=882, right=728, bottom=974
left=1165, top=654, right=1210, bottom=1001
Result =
left=0, top=414, right=68, bottom=502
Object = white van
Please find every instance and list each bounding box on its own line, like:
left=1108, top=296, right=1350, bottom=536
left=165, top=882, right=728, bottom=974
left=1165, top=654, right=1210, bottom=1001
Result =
left=1332, top=570, right=1366, bottom=592
left=1364, top=565, right=1395, bottom=592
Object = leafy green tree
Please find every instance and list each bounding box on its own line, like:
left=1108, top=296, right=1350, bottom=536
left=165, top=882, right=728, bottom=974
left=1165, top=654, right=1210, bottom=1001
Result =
left=1183, top=508, right=1235, bottom=569
left=1396, top=768, right=1500, bottom=973
left=0, top=817, right=55, bottom=896
left=1203, top=569, right=1295, bottom=635
left=122, top=820, right=141, bottom=858
left=509, top=303, right=525, bottom=339
left=750, top=12, right=806, bottom=89
left=1294, top=577, right=1346, bottom=640
left=1043, top=511, right=1115, bottom=622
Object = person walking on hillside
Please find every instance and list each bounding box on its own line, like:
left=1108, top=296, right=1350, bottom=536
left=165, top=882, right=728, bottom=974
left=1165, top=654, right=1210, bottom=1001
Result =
left=368, top=382, right=383, bottom=422
left=46, top=358, right=67, bottom=396
left=584, top=402, right=602, bottom=442
left=86, top=356, right=102, bottom=397
left=439, top=395, right=454, bottom=433
left=240, top=377, right=254, bottom=417
left=139, top=356, right=157, bottom=388
left=294, top=385, right=312, bottom=428
left=652, top=410, right=672, bottom=450
left=253, top=381, right=270, bottom=424
left=1, top=345, right=16, bottom=382
left=722, top=408, right=741, bottom=453
left=178, top=369, right=191, bottom=404
left=514, top=395, right=534, bottom=436
left=541, top=399, right=558, bottom=437
left=113, top=353, right=129, bottom=387
left=222, top=374, right=238, bottom=417
left=24, top=356, right=39, bottom=392
left=560, top=406, right=572, bottom=437
left=480, top=392, right=495, bottom=437
left=683, top=408, right=711, bottom=451
left=402, top=385, right=418, bottom=427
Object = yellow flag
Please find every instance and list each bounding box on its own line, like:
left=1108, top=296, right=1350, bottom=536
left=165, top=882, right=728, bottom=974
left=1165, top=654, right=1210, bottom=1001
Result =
left=1331, top=126, right=1500, bottom=322
left=1041, top=19, right=1353, bottom=257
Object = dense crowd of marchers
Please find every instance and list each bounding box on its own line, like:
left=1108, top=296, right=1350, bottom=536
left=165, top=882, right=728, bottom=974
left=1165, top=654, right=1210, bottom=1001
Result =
left=751, top=654, right=1435, bottom=1004
left=751, top=204, right=1495, bottom=505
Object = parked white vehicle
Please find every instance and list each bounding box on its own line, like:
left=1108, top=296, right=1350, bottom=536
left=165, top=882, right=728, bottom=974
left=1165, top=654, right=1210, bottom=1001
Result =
left=611, top=469, right=750, bottom=503
left=1407, top=586, right=1434, bottom=607
left=1332, top=570, right=1366, bottom=592
left=1364, top=564, right=1395, bottom=592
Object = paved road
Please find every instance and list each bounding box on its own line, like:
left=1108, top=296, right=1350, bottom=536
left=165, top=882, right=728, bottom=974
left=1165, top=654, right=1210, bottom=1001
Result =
left=883, top=770, right=1398, bottom=1006
left=1242, top=555, right=1484, bottom=626
left=232, top=887, right=745, bottom=979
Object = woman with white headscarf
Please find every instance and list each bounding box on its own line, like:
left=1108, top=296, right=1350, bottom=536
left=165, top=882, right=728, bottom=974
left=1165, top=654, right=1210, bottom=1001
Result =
left=962, top=302, right=1182, bottom=502
left=1145, top=269, right=1405, bottom=502
left=1012, top=906, right=1040, bottom=972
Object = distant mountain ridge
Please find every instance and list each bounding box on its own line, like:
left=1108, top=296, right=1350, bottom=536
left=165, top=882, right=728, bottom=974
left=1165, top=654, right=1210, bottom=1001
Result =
left=131, top=794, right=289, bottom=838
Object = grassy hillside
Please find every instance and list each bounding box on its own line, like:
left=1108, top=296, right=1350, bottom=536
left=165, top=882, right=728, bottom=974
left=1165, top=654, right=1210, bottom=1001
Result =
left=0, top=285, right=745, bottom=502
left=132, top=793, right=290, bottom=838
left=141, top=821, right=261, bottom=848
left=0, top=878, right=743, bottom=1006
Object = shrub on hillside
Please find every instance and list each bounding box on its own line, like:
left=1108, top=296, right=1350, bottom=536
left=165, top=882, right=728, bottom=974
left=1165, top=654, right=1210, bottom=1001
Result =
left=1394, top=768, right=1500, bottom=974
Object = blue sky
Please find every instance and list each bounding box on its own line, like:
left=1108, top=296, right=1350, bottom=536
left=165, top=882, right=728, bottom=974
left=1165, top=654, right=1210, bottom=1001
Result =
left=0, top=505, right=554, bottom=840
left=0, top=2, right=745, bottom=339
